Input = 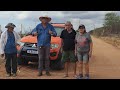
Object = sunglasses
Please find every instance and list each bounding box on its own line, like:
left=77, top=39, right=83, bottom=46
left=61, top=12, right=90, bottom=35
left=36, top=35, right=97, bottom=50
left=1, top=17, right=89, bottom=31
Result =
left=79, top=27, right=85, bottom=29
left=42, top=17, right=48, bottom=19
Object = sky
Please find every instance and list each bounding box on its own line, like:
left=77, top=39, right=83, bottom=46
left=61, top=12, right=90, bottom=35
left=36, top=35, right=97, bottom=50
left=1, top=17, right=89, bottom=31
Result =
left=0, top=11, right=119, bottom=33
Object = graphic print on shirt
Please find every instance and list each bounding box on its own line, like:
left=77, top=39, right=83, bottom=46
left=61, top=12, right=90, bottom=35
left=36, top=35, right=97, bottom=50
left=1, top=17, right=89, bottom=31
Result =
left=78, top=36, right=87, bottom=47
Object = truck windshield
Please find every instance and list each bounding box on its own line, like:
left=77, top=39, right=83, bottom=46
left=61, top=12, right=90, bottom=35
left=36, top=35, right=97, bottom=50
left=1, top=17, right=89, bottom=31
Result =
left=54, top=27, right=64, bottom=36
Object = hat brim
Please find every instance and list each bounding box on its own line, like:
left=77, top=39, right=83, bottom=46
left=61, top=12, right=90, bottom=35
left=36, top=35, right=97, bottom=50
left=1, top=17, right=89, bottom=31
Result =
left=5, top=25, right=16, bottom=28
left=79, top=26, right=85, bottom=28
left=39, top=17, right=51, bottom=22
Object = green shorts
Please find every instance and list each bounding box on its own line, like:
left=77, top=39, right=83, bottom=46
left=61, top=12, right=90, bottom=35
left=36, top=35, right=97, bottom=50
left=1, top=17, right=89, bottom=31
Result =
left=77, top=52, right=89, bottom=63
left=61, top=50, right=77, bottom=63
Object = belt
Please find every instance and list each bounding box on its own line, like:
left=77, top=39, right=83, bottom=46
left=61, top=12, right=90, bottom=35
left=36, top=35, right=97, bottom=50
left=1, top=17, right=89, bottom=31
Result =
left=40, top=46, right=45, bottom=48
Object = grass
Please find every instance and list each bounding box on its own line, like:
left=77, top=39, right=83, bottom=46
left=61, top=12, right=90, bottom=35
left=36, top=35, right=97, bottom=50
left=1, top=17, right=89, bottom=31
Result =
left=91, top=34, right=120, bottom=49
left=99, top=36, right=120, bottom=49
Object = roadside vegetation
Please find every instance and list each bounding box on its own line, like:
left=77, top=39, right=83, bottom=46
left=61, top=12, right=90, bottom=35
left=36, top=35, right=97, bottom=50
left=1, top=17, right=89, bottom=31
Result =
left=89, top=12, right=120, bottom=49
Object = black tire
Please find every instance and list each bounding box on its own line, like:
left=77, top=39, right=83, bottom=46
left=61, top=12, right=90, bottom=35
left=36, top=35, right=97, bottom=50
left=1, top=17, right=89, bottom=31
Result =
left=50, top=52, right=64, bottom=70
left=17, top=57, right=29, bottom=65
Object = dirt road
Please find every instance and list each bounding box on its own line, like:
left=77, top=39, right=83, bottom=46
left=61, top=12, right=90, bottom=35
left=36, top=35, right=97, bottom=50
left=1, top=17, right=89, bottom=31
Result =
left=0, top=36, right=120, bottom=79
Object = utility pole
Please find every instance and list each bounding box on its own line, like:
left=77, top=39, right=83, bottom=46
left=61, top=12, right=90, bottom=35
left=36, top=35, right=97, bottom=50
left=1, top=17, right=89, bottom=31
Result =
left=79, top=19, right=80, bottom=25
left=77, top=19, right=80, bottom=31
left=93, top=24, right=96, bottom=35
left=29, top=26, right=31, bottom=32
left=93, top=24, right=95, bottom=30
left=0, top=25, right=1, bottom=32
left=21, top=24, right=22, bottom=37
left=34, top=18, right=37, bottom=27
left=0, top=25, right=1, bottom=37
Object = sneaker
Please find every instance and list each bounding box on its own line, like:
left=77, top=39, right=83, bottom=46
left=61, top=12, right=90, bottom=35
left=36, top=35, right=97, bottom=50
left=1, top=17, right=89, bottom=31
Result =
left=46, top=72, right=51, bottom=76
left=6, top=73, right=11, bottom=77
left=12, top=73, right=17, bottom=77
left=76, top=74, right=83, bottom=79
left=38, top=72, right=42, bottom=76
left=84, top=74, right=90, bottom=79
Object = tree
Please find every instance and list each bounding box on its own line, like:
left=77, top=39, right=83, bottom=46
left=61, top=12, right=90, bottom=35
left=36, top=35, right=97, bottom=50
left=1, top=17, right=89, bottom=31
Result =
left=89, top=12, right=120, bottom=37
left=104, top=12, right=120, bottom=34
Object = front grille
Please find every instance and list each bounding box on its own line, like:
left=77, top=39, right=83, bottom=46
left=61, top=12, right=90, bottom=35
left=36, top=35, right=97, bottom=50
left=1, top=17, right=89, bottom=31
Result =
left=21, top=51, right=38, bottom=57
left=50, top=52, right=57, bottom=57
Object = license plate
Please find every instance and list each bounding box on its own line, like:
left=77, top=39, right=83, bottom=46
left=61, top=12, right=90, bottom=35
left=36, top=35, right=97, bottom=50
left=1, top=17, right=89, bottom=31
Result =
left=27, top=50, right=38, bottom=54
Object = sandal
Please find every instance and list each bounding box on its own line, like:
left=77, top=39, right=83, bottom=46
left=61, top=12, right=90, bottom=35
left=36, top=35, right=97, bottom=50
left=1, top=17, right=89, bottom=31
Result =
left=63, top=74, right=68, bottom=78
left=73, top=75, right=78, bottom=78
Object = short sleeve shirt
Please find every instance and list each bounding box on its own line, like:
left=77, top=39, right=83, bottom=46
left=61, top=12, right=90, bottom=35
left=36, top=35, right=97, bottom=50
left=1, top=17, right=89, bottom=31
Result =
left=75, top=32, right=92, bottom=52
left=60, top=29, right=76, bottom=51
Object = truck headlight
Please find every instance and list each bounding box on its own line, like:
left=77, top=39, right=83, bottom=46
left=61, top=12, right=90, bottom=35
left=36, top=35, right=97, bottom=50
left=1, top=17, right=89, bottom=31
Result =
left=17, top=41, right=25, bottom=47
left=51, top=44, right=59, bottom=49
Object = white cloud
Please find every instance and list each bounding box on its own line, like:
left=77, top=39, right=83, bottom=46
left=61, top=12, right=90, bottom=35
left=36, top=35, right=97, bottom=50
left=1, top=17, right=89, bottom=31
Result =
left=0, top=11, right=120, bottom=32
left=0, top=11, right=14, bottom=19
left=39, top=11, right=64, bottom=18
left=16, top=11, right=32, bottom=20
left=69, top=18, right=80, bottom=30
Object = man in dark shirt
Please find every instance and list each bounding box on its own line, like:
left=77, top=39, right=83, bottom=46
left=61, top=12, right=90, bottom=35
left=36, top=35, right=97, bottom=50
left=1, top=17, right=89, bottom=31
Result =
left=60, top=21, right=77, bottom=78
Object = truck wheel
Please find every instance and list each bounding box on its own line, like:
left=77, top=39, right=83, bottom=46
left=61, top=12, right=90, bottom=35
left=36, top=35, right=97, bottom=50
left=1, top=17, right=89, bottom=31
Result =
left=50, top=52, right=64, bottom=70
left=17, top=57, right=29, bottom=65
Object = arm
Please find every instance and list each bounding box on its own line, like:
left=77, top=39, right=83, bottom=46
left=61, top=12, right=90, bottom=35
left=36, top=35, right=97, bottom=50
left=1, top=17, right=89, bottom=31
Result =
left=75, top=34, right=77, bottom=56
left=75, top=40, right=77, bottom=55
left=61, top=39, right=63, bottom=53
left=16, top=32, right=21, bottom=41
left=31, top=25, right=38, bottom=36
left=89, top=42, right=93, bottom=53
left=60, top=30, right=64, bottom=53
left=0, top=33, right=5, bottom=57
left=13, top=31, right=21, bottom=46
left=89, top=42, right=93, bottom=58
left=88, top=34, right=93, bottom=57
left=50, top=25, right=57, bottom=37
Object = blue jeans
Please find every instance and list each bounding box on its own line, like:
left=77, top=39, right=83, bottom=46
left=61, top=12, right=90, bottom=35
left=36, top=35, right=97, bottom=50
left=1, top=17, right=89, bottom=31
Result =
left=77, top=52, right=89, bottom=63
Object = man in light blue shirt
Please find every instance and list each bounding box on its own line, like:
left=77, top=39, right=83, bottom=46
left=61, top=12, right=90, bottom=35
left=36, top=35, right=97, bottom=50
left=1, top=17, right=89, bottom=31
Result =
left=32, top=16, right=57, bottom=76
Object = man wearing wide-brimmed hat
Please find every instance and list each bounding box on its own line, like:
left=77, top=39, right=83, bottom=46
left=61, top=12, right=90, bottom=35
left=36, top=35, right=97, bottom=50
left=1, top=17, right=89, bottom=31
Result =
left=0, top=23, right=21, bottom=77
left=32, top=16, right=57, bottom=76
left=39, top=16, right=51, bottom=23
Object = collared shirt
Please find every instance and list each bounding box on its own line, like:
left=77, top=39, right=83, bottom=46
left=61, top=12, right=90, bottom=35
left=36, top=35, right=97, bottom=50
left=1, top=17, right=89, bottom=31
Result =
left=4, top=31, right=17, bottom=54
left=32, top=23, right=57, bottom=47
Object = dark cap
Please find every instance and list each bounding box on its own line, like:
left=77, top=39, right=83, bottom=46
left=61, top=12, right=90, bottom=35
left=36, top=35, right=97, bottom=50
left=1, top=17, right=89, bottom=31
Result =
left=5, top=23, right=16, bottom=28
left=79, top=24, right=85, bottom=29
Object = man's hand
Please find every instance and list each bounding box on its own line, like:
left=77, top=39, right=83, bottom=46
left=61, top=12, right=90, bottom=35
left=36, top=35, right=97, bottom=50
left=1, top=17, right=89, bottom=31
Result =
left=33, top=32, right=38, bottom=36
left=75, top=50, right=77, bottom=56
left=1, top=54, right=4, bottom=58
left=61, top=48, right=63, bottom=53
left=49, top=30, right=53, bottom=35
left=89, top=51, right=92, bottom=58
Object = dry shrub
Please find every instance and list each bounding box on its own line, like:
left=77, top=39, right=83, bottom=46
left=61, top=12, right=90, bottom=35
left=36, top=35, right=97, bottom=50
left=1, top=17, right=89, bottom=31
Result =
left=100, top=36, right=120, bottom=49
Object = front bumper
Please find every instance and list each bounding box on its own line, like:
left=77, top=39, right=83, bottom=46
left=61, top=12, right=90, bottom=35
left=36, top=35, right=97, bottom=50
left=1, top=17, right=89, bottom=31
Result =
left=17, top=51, right=60, bottom=62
